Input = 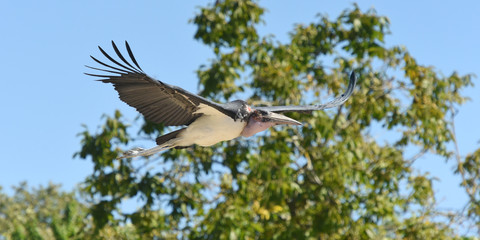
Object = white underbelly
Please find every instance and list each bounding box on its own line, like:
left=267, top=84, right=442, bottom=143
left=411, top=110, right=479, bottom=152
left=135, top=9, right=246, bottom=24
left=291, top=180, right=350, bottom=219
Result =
left=176, top=104, right=247, bottom=146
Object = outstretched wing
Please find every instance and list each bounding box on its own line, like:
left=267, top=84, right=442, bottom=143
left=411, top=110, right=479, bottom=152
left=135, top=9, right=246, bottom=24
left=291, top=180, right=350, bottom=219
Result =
left=86, top=41, right=233, bottom=126
left=255, top=71, right=357, bottom=113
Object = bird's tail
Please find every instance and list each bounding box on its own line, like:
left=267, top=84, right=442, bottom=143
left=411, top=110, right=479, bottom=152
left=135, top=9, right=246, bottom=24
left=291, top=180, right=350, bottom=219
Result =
left=116, top=140, right=180, bottom=159
left=116, top=129, right=186, bottom=159
left=116, top=144, right=171, bottom=159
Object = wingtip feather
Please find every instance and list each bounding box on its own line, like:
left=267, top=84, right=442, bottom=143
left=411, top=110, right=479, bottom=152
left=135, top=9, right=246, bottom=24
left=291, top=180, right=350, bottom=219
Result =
left=125, top=41, right=144, bottom=71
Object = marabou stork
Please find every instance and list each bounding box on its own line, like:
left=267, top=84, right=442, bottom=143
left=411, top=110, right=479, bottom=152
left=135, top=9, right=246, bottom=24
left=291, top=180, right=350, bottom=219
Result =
left=86, top=41, right=357, bottom=159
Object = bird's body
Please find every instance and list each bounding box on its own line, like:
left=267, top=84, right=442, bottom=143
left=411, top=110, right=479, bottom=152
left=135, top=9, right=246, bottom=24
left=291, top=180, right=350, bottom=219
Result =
left=177, top=103, right=247, bottom=146
left=86, top=41, right=356, bottom=158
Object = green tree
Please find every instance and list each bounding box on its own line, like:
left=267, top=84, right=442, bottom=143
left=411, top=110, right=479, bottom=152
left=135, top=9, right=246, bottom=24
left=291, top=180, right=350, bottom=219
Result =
left=0, top=183, right=87, bottom=239
left=75, top=0, right=477, bottom=239
left=0, top=183, right=140, bottom=239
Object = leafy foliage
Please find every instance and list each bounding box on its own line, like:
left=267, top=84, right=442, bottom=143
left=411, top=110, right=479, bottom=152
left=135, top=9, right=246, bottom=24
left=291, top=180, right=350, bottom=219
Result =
left=70, top=0, right=478, bottom=239
left=0, top=183, right=139, bottom=239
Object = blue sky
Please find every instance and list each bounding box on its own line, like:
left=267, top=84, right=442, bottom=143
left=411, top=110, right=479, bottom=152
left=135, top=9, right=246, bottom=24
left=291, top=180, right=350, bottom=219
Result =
left=1, top=0, right=478, bottom=220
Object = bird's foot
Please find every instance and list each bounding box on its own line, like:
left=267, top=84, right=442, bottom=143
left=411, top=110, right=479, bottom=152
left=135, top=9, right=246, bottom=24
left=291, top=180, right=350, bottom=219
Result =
left=117, top=147, right=146, bottom=159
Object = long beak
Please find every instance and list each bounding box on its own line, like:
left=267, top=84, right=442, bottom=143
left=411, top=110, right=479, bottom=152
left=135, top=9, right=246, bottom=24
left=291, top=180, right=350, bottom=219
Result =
left=265, top=112, right=302, bottom=125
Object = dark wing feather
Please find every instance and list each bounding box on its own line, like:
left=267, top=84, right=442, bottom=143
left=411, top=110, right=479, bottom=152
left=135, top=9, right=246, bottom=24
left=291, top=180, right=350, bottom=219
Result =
left=85, top=41, right=233, bottom=126
left=255, top=71, right=357, bottom=113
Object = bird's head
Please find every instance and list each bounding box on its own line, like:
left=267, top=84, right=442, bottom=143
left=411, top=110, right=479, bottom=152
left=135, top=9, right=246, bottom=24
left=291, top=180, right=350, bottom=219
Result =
left=226, top=100, right=255, bottom=121
left=240, top=109, right=301, bottom=137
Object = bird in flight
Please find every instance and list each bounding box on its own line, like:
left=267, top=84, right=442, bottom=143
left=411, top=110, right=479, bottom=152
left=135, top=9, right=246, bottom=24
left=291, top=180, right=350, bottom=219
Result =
left=86, top=41, right=356, bottom=159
